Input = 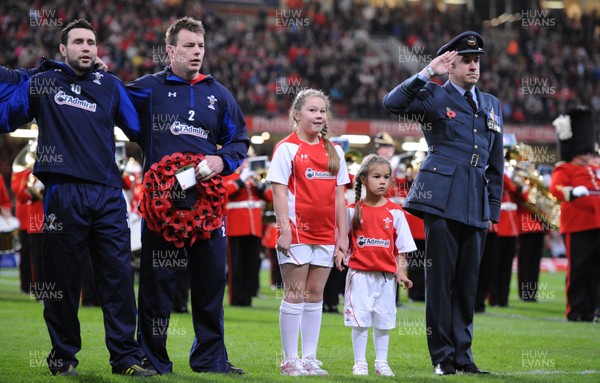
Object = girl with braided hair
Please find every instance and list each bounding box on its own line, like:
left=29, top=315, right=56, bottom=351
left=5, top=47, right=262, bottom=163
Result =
left=266, top=89, right=350, bottom=376
left=334, top=154, right=416, bottom=377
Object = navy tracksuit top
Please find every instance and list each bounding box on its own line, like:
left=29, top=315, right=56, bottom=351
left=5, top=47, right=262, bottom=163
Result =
left=127, top=68, right=249, bottom=176
left=0, top=59, right=141, bottom=189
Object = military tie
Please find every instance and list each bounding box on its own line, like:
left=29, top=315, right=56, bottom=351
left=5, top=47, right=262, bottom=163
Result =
left=464, top=91, right=477, bottom=112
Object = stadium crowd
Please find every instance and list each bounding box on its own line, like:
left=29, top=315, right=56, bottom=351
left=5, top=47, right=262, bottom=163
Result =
left=1, top=0, right=599, bottom=123
left=0, top=0, right=599, bottom=175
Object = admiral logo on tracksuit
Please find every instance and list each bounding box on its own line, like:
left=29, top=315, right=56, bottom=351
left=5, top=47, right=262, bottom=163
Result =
left=0, top=58, right=145, bottom=374
left=0, top=59, right=141, bottom=188
left=126, top=67, right=249, bottom=374
left=127, top=68, right=248, bottom=175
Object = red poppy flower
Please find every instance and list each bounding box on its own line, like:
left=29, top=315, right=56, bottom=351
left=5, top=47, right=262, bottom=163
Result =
left=138, top=152, right=224, bottom=248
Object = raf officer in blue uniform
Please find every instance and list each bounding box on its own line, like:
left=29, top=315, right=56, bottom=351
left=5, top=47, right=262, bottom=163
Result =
left=382, top=31, right=503, bottom=375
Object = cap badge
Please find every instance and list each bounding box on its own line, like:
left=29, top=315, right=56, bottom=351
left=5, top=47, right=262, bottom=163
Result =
left=467, top=35, right=477, bottom=47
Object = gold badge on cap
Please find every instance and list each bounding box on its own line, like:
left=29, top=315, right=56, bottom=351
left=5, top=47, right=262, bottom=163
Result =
left=467, top=35, right=477, bottom=47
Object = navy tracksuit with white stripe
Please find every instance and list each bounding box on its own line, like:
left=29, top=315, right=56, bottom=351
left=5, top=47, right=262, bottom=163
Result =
left=127, top=68, right=248, bottom=374
left=0, top=59, right=143, bottom=374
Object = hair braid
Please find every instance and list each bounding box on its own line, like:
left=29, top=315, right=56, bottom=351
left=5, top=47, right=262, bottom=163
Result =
left=353, top=177, right=363, bottom=230
left=320, top=124, right=340, bottom=176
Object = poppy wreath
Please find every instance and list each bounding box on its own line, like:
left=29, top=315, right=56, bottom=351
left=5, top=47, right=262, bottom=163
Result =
left=138, top=152, right=225, bottom=248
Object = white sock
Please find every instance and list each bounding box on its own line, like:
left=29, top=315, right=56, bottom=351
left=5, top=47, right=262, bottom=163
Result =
left=280, top=300, right=304, bottom=362
left=373, top=328, right=390, bottom=363
left=300, top=301, right=323, bottom=359
left=352, top=327, right=369, bottom=364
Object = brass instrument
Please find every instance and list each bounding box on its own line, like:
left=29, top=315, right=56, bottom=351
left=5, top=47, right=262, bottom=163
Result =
left=507, top=144, right=560, bottom=229
left=404, top=150, right=425, bottom=182
left=252, top=168, right=268, bottom=186
left=246, top=156, right=274, bottom=223
left=12, top=140, right=45, bottom=201
left=26, top=173, right=44, bottom=201
left=12, top=140, right=37, bottom=173
left=247, top=155, right=269, bottom=185
left=345, top=150, right=363, bottom=177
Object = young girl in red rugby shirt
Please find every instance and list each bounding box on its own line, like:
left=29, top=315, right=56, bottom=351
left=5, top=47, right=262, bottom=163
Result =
left=335, top=154, right=416, bottom=376
left=267, top=89, right=349, bottom=376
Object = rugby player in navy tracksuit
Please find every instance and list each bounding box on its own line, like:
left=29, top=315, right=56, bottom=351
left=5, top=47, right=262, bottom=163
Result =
left=0, top=20, right=154, bottom=377
left=127, top=17, right=248, bottom=374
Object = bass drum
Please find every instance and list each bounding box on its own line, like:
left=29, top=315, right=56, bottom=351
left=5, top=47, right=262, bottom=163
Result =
left=0, top=216, right=21, bottom=255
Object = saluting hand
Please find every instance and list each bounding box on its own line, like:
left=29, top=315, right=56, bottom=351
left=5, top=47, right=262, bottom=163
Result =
left=427, top=51, right=458, bottom=77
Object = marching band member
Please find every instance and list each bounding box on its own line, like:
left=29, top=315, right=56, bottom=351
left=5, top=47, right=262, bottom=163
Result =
left=477, top=166, right=519, bottom=310
left=549, top=107, right=600, bottom=322
left=11, top=155, right=32, bottom=294
left=489, top=137, right=520, bottom=307
left=224, top=153, right=273, bottom=307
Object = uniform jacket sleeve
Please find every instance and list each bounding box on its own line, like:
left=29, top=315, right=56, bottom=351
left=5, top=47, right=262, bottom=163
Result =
left=11, top=170, right=32, bottom=204
left=549, top=164, right=569, bottom=202
left=224, top=173, right=245, bottom=195
left=485, top=98, right=504, bottom=222
left=0, top=177, right=11, bottom=209
left=382, top=74, right=432, bottom=116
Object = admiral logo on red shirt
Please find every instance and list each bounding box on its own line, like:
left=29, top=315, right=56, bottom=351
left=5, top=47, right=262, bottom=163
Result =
left=304, top=167, right=334, bottom=180
left=356, top=235, right=390, bottom=248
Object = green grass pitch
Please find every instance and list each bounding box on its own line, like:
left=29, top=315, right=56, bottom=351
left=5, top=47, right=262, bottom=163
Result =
left=0, top=266, right=598, bottom=382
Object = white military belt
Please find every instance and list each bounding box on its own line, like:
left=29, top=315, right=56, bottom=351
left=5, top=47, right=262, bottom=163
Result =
left=500, top=202, right=518, bottom=211
left=226, top=200, right=265, bottom=209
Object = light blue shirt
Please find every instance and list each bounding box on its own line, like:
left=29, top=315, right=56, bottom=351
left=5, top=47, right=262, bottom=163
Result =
left=451, top=81, right=478, bottom=110
left=416, top=72, right=479, bottom=110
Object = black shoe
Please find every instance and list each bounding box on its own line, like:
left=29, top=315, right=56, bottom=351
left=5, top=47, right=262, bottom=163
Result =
left=227, top=362, right=245, bottom=375
left=433, top=360, right=456, bottom=375
left=455, top=363, right=490, bottom=374
left=582, top=314, right=595, bottom=322
left=141, top=357, right=158, bottom=374
left=52, top=365, right=78, bottom=376
left=173, top=306, right=189, bottom=313
left=521, top=297, right=538, bottom=303
left=569, top=313, right=596, bottom=322
left=113, top=364, right=157, bottom=377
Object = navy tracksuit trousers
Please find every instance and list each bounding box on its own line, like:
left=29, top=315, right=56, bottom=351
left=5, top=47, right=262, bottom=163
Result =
left=41, top=182, right=141, bottom=373
left=137, top=222, right=229, bottom=374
